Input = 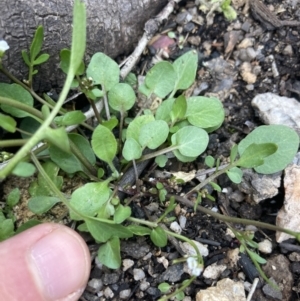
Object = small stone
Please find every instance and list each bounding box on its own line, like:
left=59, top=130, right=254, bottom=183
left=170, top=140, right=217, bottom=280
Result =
left=183, top=22, right=195, bottom=32
left=140, top=280, right=150, bottom=291
left=133, top=268, right=146, bottom=281
left=262, top=278, right=282, bottom=300
left=252, top=93, right=300, bottom=128
left=196, top=278, right=246, bottom=301
left=179, top=215, right=187, bottom=229
left=258, top=239, right=273, bottom=254
left=119, top=289, right=131, bottom=299
left=123, top=259, right=134, bottom=271
left=277, top=163, right=300, bottom=242
left=180, top=240, right=209, bottom=257
left=203, top=263, right=227, bottom=280
left=283, top=44, right=293, bottom=56
left=104, top=286, right=114, bottom=299
left=170, top=221, right=182, bottom=234
left=87, top=278, right=103, bottom=292
left=158, top=263, right=185, bottom=282
left=176, top=11, right=190, bottom=25
left=289, top=252, right=300, bottom=262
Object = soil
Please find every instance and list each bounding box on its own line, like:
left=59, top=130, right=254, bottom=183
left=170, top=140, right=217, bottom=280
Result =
left=1, top=1, right=300, bottom=300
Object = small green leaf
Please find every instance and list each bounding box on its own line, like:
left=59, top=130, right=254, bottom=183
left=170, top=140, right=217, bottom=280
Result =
left=70, top=181, right=111, bottom=220
left=172, top=149, right=197, bottom=163
left=114, top=204, right=132, bottom=224
left=59, top=48, right=85, bottom=75
left=170, top=95, right=187, bottom=123
left=0, top=218, right=14, bottom=241
left=186, top=96, right=224, bottom=130
left=102, top=117, right=118, bottom=131
left=171, top=126, right=209, bottom=157
left=0, top=113, right=16, bottom=133
left=238, top=125, right=300, bottom=174
left=226, top=167, right=243, bottom=184
left=85, top=219, right=133, bottom=242
left=230, top=144, right=238, bottom=163
left=122, top=138, right=142, bottom=161
left=28, top=196, right=60, bottom=214
left=158, top=283, right=171, bottom=293
left=173, top=50, right=198, bottom=92
left=108, top=83, right=136, bottom=113
left=236, top=143, right=278, bottom=168
left=54, top=110, right=86, bottom=126
left=205, top=155, right=215, bottom=168
left=6, top=188, right=20, bottom=207
left=44, top=127, right=71, bottom=153
left=210, top=182, right=221, bottom=192
left=155, top=98, right=175, bottom=122
left=33, top=53, right=49, bottom=65
left=127, top=225, right=152, bottom=236
left=248, top=249, right=267, bottom=264
left=175, top=291, right=185, bottom=301
left=21, top=50, right=30, bottom=66
left=126, top=115, right=155, bottom=142
left=0, top=83, right=34, bottom=118
left=138, top=120, right=169, bottom=149
left=12, top=162, right=36, bottom=177
left=150, top=226, right=168, bottom=247
left=98, top=236, right=121, bottom=269
left=155, top=155, right=168, bottom=167
left=30, top=26, right=44, bottom=61
left=143, top=61, right=177, bottom=98
left=92, top=124, right=117, bottom=164
left=86, top=52, right=120, bottom=91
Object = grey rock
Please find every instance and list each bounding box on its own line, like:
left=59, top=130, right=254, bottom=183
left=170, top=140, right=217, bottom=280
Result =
left=252, top=93, right=300, bottom=129
left=121, top=238, right=150, bottom=259
left=238, top=169, right=281, bottom=203
left=102, top=272, right=120, bottom=285
left=133, top=268, right=146, bottom=281
left=87, top=278, right=103, bottom=292
left=262, top=278, right=282, bottom=300
left=158, top=263, right=185, bottom=282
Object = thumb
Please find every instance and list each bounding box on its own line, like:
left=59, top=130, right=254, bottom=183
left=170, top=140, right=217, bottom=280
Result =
left=0, top=223, right=90, bottom=301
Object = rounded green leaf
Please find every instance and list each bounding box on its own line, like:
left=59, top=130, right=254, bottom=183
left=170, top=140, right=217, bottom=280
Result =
left=28, top=196, right=60, bottom=214
left=98, top=236, right=121, bottom=269
left=70, top=182, right=111, bottom=220
left=238, top=125, right=299, bottom=174
left=54, top=111, right=86, bottom=126
left=144, top=61, right=177, bottom=98
left=173, top=50, right=198, bottom=91
left=226, top=167, right=243, bottom=184
left=114, top=204, right=132, bottom=224
left=122, top=138, right=142, bottom=161
left=108, top=83, right=136, bottom=112
left=0, top=113, right=16, bottom=133
left=126, top=115, right=155, bottom=142
left=7, top=188, right=20, bottom=207
left=92, top=124, right=117, bottom=164
left=0, top=83, right=34, bottom=118
left=186, top=96, right=224, bottom=129
left=86, top=52, right=120, bottom=91
left=12, top=162, right=36, bottom=177
left=150, top=226, right=168, bottom=247
left=155, top=98, right=175, bottom=122
left=171, top=126, right=209, bottom=157
left=138, top=120, right=169, bottom=149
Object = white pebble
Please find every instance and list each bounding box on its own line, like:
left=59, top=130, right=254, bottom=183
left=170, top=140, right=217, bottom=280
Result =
left=104, top=287, right=114, bottom=298
left=133, top=268, right=145, bottom=281
left=123, top=259, right=134, bottom=271
left=140, top=280, right=150, bottom=291
left=258, top=239, right=272, bottom=254
left=170, top=221, right=182, bottom=234
left=179, top=215, right=187, bottom=229
left=119, top=289, right=131, bottom=299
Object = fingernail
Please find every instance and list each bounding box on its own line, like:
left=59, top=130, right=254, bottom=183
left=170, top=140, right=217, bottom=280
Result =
left=30, top=227, right=89, bottom=300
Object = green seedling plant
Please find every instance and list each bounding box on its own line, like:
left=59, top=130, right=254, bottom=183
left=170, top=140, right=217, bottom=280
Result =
left=0, top=1, right=300, bottom=299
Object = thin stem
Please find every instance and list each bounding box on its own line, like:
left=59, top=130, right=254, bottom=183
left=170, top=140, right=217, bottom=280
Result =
left=0, top=96, right=44, bottom=121
left=87, top=97, right=102, bottom=124
left=103, top=89, right=111, bottom=120
left=0, top=139, right=28, bottom=148
left=185, top=162, right=234, bottom=196
left=173, top=194, right=300, bottom=237
left=138, top=145, right=178, bottom=162
left=127, top=217, right=158, bottom=228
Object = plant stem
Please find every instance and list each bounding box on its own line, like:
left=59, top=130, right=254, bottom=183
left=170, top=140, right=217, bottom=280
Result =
left=173, top=194, right=300, bottom=238
left=0, top=96, right=44, bottom=121
left=127, top=217, right=158, bottom=228
left=138, top=145, right=178, bottom=162
left=185, top=162, right=234, bottom=195
left=0, top=139, right=28, bottom=148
